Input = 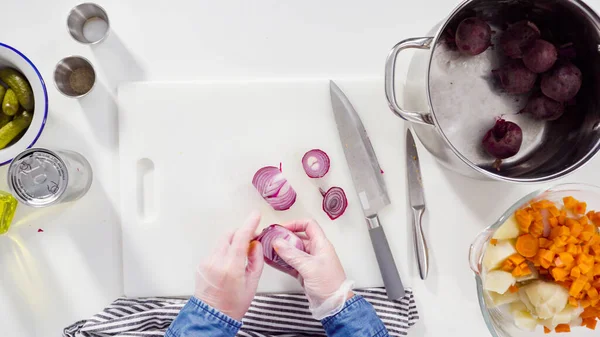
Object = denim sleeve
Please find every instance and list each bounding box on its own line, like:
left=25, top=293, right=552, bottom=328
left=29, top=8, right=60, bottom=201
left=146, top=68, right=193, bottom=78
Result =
left=165, top=297, right=242, bottom=337
left=321, top=295, right=389, bottom=337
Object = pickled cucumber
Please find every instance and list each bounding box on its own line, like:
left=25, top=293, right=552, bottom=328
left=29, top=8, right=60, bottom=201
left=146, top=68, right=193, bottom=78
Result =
left=2, top=89, right=19, bottom=116
left=0, top=86, right=6, bottom=104
left=0, top=111, right=32, bottom=149
left=0, top=113, right=12, bottom=129
left=0, top=68, right=33, bottom=111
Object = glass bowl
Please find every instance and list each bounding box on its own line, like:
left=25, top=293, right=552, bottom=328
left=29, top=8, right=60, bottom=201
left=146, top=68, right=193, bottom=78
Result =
left=469, top=183, right=600, bottom=337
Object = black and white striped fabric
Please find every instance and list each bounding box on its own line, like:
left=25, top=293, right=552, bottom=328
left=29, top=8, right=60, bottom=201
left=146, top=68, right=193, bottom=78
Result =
left=63, top=288, right=418, bottom=337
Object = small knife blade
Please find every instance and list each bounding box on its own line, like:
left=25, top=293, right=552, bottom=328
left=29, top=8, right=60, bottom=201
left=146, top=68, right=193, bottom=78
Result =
left=330, top=80, right=405, bottom=300
left=406, top=129, right=429, bottom=280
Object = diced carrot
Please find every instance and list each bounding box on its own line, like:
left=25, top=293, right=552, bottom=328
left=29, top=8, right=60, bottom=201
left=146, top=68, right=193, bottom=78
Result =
left=569, top=296, right=579, bottom=307
left=592, top=245, right=600, bottom=255
left=584, top=317, right=597, bottom=330
left=570, top=276, right=589, bottom=296
left=515, top=208, right=532, bottom=233
left=538, top=249, right=555, bottom=262
left=580, top=216, right=590, bottom=226
left=594, top=264, right=600, bottom=276
left=567, top=218, right=583, bottom=237
left=564, top=196, right=578, bottom=210
left=567, top=243, right=578, bottom=254
left=580, top=263, right=593, bottom=274
left=544, top=326, right=551, bottom=334
left=582, top=299, right=592, bottom=308
left=539, top=238, right=551, bottom=248
left=555, top=236, right=568, bottom=247
left=512, top=265, right=523, bottom=277
left=575, top=202, right=588, bottom=215
left=548, top=206, right=561, bottom=217
left=550, top=244, right=566, bottom=254
left=555, top=324, right=571, bottom=333
left=509, top=284, right=519, bottom=293
left=490, top=238, right=498, bottom=245
left=549, top=217, right=558, bottom=227
left=558, top=215, right=567, bottom=226
left=558, top=226, right=571, bottom=237
left=571, top=266, right=581, bottom=278
left=507, top=254, right=524, bottom=265
left=541, top=258, right=551, bottom=269
left=585, top=283, right=592, bottom=291
left=588, top=287, right=599, bottom=299
left=591, top=212, right=600, bottom=226
left=582, top=231, right=594, bottom=242
left=559, top=252, right=575, bottom=266
left=501, top=260, right=515, bottom=272
left=553, top=267, right=569, bottom=282
left=516, top=234, right=539, bottom=258
left=521, top=265, right=532, bottom=276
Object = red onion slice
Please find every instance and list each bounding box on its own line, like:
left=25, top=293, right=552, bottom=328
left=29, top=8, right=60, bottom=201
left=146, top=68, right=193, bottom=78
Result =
left=301, top=149, right=330, bottom=178
left=252, top=166, right=297, bottom=211
left=320, top=187, right=348, bottom=220
left=255, top=224, right=306, bottom=273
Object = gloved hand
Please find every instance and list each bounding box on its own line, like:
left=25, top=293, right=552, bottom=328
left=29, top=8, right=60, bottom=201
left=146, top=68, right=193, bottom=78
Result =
left=273, top=219, right=354, bottom=320
left=194, top=211, right=264, bottom=321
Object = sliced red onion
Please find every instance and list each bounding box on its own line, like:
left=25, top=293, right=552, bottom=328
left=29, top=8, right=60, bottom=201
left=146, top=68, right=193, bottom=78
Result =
left=301, top=149, right=330, bottom=178
left=252, top=166, right=297, bottom=211
left=320, top=187, right=348, bottom=220
left=255, top=224, right=306, bottom=273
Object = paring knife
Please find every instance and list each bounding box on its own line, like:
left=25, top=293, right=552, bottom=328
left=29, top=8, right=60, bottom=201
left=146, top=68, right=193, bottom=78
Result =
left=330, top=80, right=405, bottom=300
left=406, top=129, right=429, bottom=280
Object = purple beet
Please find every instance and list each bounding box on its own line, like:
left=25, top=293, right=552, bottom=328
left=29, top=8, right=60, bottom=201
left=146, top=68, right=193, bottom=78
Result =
left=482, top=119, right=523, bottom=160
left=541, top=62, right=582, bottom=102
left=521, top=93, right=564, bottom=121
left=523, top=39, right=557, bottom=73
left=500, top=21, right=540, bottom=58
left=493, top=61, right=537, bottom=94
left=455, top=17, right=492, bottom=56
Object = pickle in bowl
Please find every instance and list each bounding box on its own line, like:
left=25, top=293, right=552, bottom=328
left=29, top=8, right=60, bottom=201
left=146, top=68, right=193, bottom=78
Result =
left=0, top=67, right=34, bottom=150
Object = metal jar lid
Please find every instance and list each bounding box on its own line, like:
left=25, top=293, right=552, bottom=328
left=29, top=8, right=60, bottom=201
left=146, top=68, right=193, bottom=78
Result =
left=7, top=148, right=69, bottom=207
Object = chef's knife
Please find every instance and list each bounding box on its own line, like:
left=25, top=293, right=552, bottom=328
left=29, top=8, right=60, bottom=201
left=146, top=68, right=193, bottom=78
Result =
left=330, top=80, right=405, bottom=300
left=406, top=129, right=429, bottom=280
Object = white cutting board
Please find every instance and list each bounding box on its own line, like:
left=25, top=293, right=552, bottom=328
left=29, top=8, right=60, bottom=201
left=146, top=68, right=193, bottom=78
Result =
left=118, top=78, right=408, bottom=297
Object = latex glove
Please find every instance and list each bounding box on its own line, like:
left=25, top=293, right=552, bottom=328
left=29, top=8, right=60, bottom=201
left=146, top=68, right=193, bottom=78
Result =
left=194, top=211, right=264, bottom=321
left=273, top=219, right=354, bottom=320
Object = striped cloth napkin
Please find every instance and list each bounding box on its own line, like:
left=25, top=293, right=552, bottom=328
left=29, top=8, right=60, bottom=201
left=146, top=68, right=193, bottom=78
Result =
left=63, top=288, right=418, bottom=337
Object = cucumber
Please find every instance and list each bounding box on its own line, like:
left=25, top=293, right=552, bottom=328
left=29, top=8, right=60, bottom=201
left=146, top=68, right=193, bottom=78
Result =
left=0, top=68, right=33, bottom=111
left=0, top=113, right=12, bottom=129
left=0, top=86, right=6, bottom=104
left=2, top=89, right=19, bottom=116
left=0, top=111, right=32, bottom=149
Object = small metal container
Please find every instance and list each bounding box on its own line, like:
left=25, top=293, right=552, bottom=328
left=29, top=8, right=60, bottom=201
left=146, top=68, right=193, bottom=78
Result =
left=54, top=56, right=96, bottom=98
left=7, top=148, right=93, bottom=207
left=67, top=3, right=110, bottom=44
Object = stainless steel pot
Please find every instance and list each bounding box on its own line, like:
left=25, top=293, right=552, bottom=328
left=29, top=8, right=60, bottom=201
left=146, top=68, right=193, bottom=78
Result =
left=385, top=0, right=600, bottom=183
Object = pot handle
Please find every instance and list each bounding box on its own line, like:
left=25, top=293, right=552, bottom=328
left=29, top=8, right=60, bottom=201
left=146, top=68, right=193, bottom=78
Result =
left=384, top=37, right=435, bottom=126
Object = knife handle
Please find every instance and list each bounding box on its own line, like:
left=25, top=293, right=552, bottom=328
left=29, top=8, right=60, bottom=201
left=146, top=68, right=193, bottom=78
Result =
left=366, top=215, right=405, bottom=300
left=411, top=206, right=429, bottom=280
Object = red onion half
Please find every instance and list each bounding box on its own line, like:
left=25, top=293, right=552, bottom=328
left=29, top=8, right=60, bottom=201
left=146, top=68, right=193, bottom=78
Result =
left=252, top=166, right=297, bottom=211
left=302, top=149, right=330, bottom=178
left=320, top=187, right=348, bottom=220
left=255, top=224, right=306, bottom=273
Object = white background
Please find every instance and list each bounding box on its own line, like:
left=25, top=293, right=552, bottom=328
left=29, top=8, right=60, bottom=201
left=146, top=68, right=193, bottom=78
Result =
left=1, top=0, right=600, bottom=336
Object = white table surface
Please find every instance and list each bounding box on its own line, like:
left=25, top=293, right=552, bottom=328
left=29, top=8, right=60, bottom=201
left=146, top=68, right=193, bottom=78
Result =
left=2, top=0, right=600, bottom=336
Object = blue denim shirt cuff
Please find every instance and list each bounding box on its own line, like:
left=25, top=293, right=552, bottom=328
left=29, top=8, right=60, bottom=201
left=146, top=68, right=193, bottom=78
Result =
left=321, top=295, right=389, bottom=337
left=165, top=297, right=242, bottom=337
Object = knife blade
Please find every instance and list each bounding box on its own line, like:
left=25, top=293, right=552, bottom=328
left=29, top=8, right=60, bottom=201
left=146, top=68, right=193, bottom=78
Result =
left=330, top=80, right=405, bottom=300
left=406, top=129, right=429, bottom=280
